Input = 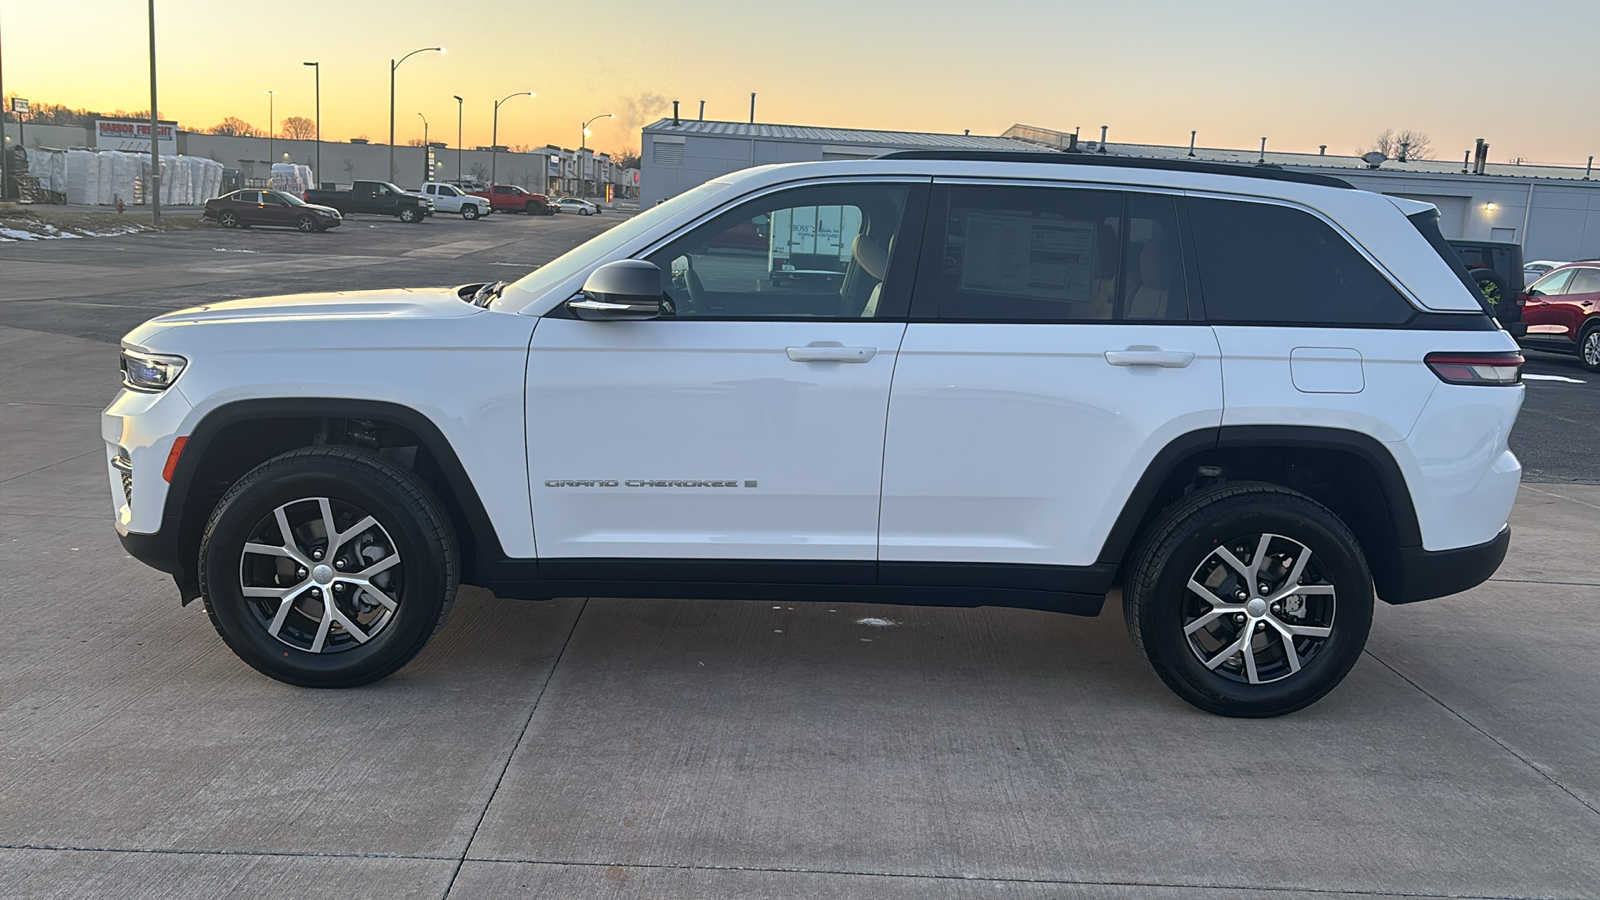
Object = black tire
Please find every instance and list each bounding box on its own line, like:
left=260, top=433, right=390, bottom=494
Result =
left=1471, top=268, right=1508, bottom=315
left=1579, top=322, right=1600, bottom=373
left=295, top=214, right=316, bottom=233
left=523, top=202, right=538, bottom=215
left=580, top=207, right=591, bottom=216
left=219, top=210, right=238, bottom=228
left=198, top=446, right=459, bottom=688
left=1122, top=481, right=1373, bottom=717
left=462, top=205, right=480, bottom=220
left=399, top=206, right=419, bottom=223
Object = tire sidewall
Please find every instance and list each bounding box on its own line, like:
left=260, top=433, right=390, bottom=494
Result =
left=1137, top=493, right=1374, bottom=717
left=399, top=207, right=418, bottom=223
left=201, top=459, right=450, bottom=687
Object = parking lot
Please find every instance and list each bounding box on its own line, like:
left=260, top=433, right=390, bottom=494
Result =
left=2, top=211, right=1598, bottom=899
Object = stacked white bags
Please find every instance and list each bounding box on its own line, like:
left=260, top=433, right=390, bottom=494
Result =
left=268, top=163, right=315, bottom=196
left=54, top=150, right=226, bottom=206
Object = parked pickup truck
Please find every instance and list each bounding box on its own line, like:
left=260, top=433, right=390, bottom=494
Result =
left=411, top=183, right=492, bottom=220
left=304, top=181, right=432, bottom=223
left=467, top=183, right=552, bottom=215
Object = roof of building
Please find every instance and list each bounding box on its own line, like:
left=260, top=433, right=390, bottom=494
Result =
left=1002, top=124, right=1599, bottom=184
left=643, top=118, right=1042, bottom=152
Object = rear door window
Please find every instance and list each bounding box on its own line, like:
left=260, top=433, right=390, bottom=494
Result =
left=1568, top=268, right=1600, bottom=294
left=918, top=184, right=1186, bottom=322
left=1188, top=198, right=1415, bottom=325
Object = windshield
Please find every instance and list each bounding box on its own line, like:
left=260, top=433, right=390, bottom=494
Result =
left=273, top=191, right=307, bottom=206
left=501, top=182, right=728, bottom=308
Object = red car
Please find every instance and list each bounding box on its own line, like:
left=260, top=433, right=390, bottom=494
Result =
left=1519, top=262, right=1600, bottom=371
left=203, top=189, right=342, bottom=233
left=467, top=184, right=552, bottom=215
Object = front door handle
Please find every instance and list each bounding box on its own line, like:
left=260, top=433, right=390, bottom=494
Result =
left=1105, top=348, right=1195, bottom=368
left=787, top=346, right=876, bottom=363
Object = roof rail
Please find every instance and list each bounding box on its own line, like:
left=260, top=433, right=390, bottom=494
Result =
left=876, top=149, right=1354, bottom=190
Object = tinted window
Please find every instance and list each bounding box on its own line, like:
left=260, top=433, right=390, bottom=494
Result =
left=494, top=186, right=511, bottom=194
left=1530, top=268, right=1575, bottom=295
left=261, top=193, right=286, bottom=206
left=1189, top=198, right=1414, bottom=325
left=645, top=182, right=912, bottom=320
left=236, top=191, right=259, bottom=203
left=1567, top=268, right=1600, bottom=294
left=924, top=185, right=1185, bottom=322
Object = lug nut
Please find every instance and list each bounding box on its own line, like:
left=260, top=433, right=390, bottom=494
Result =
left=1235, top=589, right=1248, bottom=601
left=296, top=567, right=307, bottom=579
left=333, top=583, right=345, bottom=593
left=310, top=588, right=322, bottom=598
left=334, top=559, right=346, bottom=570
left=1256, top=622, right=1266, bottom=632
left=312, top=549, right=323, bottom=561
left=1234, top=613, right=1247, bottom=625
left=1258, top=583, right=1271, bottom=595
left=1271, top=603, right=1283, bottom=615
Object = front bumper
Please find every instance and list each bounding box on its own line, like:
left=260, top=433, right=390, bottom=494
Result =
left=1384, top=525, right=1511, bottom=604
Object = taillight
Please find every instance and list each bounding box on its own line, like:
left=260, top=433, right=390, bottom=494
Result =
left=1424, top=351, right=1523, bottom=386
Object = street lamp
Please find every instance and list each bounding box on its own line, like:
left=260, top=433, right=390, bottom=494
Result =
left=264, top=90, right=275, bottom=172
left=147, top=0, right=160, bottom=225
left=303, top=62, right=319, bottom=185
left=491, top=90, right=534, bottom=186
left=581, top=113, right=614, bottom=199
left=453, top=95, right=463, bottom=184
left=389, top=46, right=443, bottom=181
left=417, top=112, right=429, bottom=186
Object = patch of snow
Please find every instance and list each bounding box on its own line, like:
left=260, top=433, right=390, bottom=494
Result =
left=0, top=227, right=40, bottom=241
left=855, top=617, right=899, bottom=628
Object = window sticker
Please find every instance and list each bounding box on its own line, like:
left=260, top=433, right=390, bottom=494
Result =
left=959, top=212, right=1095, bottom=301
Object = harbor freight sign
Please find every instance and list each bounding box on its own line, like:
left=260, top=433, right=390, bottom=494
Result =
left=96, top=119, right=177, bottom=154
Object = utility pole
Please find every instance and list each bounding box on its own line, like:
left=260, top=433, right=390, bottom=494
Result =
left=389, top=46, right=443, bottom=182
left=147, top=0, right=160, bottom=225
left=581, top=113, right=613, bottom=198
left=304, top=62, right=320, bottom=185
left=1, top=7, right=8, bottom=202
left=491, top=90, right=534, bottom=186
left=265, top=90, right=275, bottom=170
left=453, top=95, right=463, bottom=183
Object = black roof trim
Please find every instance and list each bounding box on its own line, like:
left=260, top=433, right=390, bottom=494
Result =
left=877, top=150, right=1354, bottom=190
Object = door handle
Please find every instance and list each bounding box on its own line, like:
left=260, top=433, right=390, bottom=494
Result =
left=786, top=346, right=876, bottom=363
left=1104, top=349, right=1195, bottom=368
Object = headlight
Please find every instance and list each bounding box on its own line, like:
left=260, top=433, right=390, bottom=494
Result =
left=121, top=349, right=188, bottom=392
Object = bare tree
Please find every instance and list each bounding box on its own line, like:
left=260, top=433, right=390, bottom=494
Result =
left=280, top=116, right=316, bottom=140
left=469, top=162, right=491, bottom=184
left=342, top=158, right=356, bottom=182
left=209, top=117, right=260, bottom=137
left=1367, top=129, right=1435, bottom=161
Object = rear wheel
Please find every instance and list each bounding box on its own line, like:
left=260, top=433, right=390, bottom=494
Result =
left=1122, top=481, right=1373, bottom=717
left=219, top=210, right=238, bottom=228
left=198, top=446, right=459, bottom=688
left=295, top=214, right=316, bottom=233
left=1580, top=323, right=1600, bottom=372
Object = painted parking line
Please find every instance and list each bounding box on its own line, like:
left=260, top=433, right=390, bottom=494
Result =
left=1524, top=374, right=1588, bottom=384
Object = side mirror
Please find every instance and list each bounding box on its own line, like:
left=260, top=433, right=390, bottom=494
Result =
left=568, top=260, right=663, bottom=321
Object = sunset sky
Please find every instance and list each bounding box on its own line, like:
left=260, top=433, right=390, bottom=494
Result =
left=4, top=0, right=1596, bottom=164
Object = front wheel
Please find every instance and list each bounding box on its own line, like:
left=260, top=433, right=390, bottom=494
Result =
left=462, top=205, right=480, bottom=220
left=1122, top=482, right=1373, bottom=717
left=295, top=214, right=317, bottom=233
left=198, top=446, right=459, bottom=687
left=398, top=206, right=419, bottom=223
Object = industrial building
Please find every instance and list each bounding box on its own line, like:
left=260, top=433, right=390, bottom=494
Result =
left=640, top=118, right=1600, bottom=261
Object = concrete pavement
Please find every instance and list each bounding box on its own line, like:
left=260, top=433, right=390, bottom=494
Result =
left=1, top=321, right=1598, bottom=899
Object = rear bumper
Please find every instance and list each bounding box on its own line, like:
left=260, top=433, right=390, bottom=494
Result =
left=1384, top=525, right=1510, bottom=604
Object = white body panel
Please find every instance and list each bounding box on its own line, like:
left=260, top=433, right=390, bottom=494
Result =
left=878, top=323, right=1223, bottom=566
left=106, top=289, right=539, bottom=556
left=526, top=318, right=906, bottom=560
left=1214, top=324, right=1523, bottom=550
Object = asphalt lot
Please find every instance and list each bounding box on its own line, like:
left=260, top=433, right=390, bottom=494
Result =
left=1, top=212, right=1598, bottom=899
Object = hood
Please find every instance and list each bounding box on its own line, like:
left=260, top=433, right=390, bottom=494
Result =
left=304, top=203, right=341, bottom=216
left=131, top=286, right=481, bottom=334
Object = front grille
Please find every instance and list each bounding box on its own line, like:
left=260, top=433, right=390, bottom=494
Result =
left=112, top=450, right=134, bottom=506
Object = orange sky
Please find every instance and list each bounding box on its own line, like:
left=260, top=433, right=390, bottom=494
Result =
left=4, top=0, right=1597, bottom=165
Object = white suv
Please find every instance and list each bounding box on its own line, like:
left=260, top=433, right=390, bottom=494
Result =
left=105, top=152, right=1524, bottom=716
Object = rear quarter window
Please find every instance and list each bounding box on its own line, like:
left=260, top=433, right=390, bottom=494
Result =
left=1188, top=198, right=1415, bottom=326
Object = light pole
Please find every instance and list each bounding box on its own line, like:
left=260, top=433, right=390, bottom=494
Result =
left=147, top=0, right=160, bottom=225
left=389, top=46, right=443, bottom=182
left=491, top=90, right=534, bottom=186
left=264, top=90, right=275, bottom=173
left=453, top=95, right=463, bottom=184
left=580, top=112, right=613, bottom=198
left=417, top=112, right=428, bottom=186
left=303, top=61, right=319, bottom=185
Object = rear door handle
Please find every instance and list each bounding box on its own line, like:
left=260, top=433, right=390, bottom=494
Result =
left=787, top=346, right=876, bottom=363
left=1104, top=349, right=1195, bottom=368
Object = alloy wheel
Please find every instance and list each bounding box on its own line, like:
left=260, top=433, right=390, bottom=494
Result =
left=1182, top=533, right=1336, bottom=684
left=238, top=497, right=403, bottom=654
left=1583, top=330, right=1600, bottom=368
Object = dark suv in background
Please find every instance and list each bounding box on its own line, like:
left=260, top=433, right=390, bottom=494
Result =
left=1448, top=238, right=1525, bottom=337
